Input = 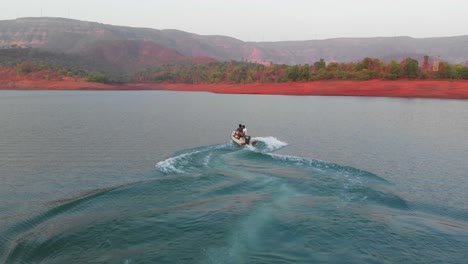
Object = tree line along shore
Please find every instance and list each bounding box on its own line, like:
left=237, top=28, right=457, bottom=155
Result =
left=134, top=57, right=468, bottom=84
left=1, top=48, right=468, bottom=85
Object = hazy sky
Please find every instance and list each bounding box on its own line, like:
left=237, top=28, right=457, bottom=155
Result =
left=2, top=0, right=468, bottom=41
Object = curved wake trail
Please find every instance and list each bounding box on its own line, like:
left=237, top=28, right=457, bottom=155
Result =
left=155, top=143, right=234, bottom=174
left=3, top=137, right=468, bottom=263
left=153, top=136, right=287, bottom=174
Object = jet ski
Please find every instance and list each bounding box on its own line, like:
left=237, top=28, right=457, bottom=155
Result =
left=231, top=131, right=256, bottom=146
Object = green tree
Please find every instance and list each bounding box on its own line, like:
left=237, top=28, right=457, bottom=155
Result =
left=387, top=60, right=402, bottom=80
left=16, top=61, right=36, bottom=75
left=403, top=58, right=419, bottom=79
left=314, top=58, right=326, bottom=71
left=359, top=57, right=382, bottom=71
left=38, top=61, right=49, bottom=70
left=299, top=64, right=311, bottom=81
left=87, top=72, right=110, bottom=83
left=456, top=65, right=468, bottom=79
left=287, top=65, right=300, bottom=81
left=437, top=62, right=455, bottom=79
left=355, top=69, right=373, bottom=80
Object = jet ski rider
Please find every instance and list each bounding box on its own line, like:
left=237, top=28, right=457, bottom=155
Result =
left=235, top=124, right=244, bottom=139
left=242, top=125, right=252, bottom=144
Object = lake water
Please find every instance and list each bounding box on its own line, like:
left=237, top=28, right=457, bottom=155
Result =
left=0, top=90, right=467, bottom=263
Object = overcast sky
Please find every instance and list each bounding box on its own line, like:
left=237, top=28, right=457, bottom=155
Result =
left=2, top=0, right=467, bottom=41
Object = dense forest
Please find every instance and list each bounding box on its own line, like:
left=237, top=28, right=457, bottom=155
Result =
left=0, top=48, right=127, bottom=83
left=1, top=47, right=468, bottom=84
left=134, top=57, right=468, bottom=84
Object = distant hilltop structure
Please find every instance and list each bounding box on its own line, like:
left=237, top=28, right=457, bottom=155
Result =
left=432, top=56, right=440, bottom=72
left=421, top=55, right=441, bottom=73
left=422, top=55, right=430, bottom=71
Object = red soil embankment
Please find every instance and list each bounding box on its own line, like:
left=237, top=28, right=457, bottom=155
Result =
left=1, top=69, right=468, bottom=99
left=145, top=80, right=468, bottom=99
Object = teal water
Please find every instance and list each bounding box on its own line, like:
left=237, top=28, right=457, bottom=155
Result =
left=0, top=91, right=467, bottom=263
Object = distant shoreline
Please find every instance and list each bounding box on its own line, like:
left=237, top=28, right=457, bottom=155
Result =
left=1, top=79, right=468, bottom=99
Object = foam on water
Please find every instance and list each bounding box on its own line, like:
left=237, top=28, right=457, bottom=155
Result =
left=155, top=143, right=233, bottom=174
left=251, top=136, right=288, bottom=153
left=155, top=151, right=199, bottom=174
left=267, top=153, right=389, bottom=183
left=154, top=137, right=286, bottom=175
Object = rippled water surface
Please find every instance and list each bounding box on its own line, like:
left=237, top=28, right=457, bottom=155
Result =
left=0, top=91, right=467, bottom=263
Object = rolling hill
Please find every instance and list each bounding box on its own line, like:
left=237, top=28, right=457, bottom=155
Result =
left=1, top=17, right=467, bottom=72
